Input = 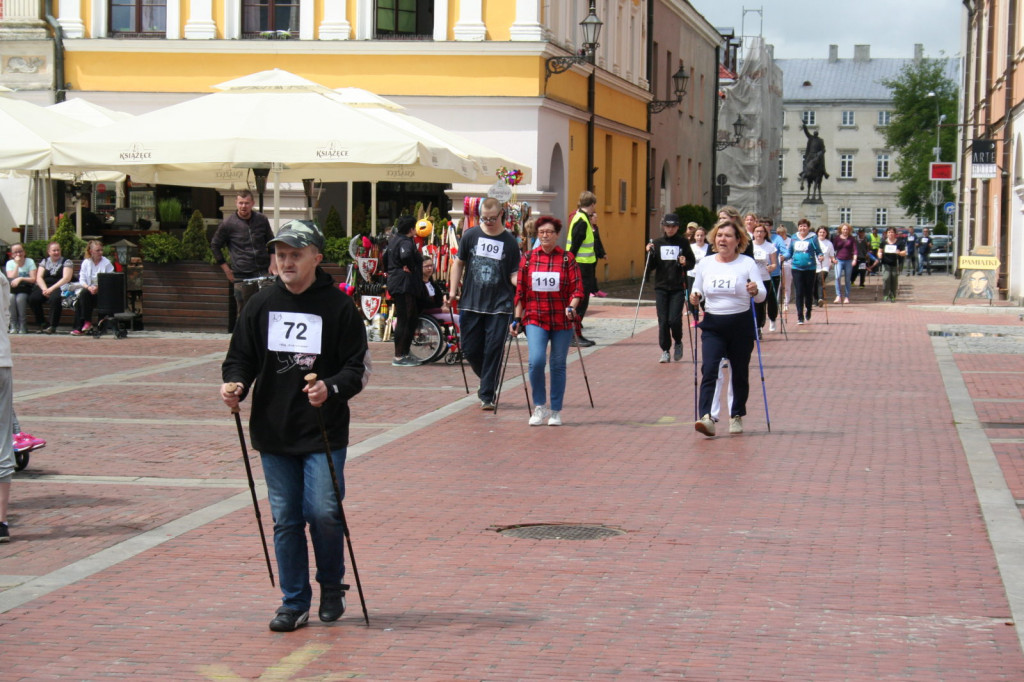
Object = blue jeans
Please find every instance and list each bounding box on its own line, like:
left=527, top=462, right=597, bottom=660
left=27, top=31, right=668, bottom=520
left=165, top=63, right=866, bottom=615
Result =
left=524, top=325, right=573, bottom=411
left=261, top=449, right=347, bottom=612
left=461, top=310, right=512, bottom=403
left=834, top=259, right=853, bottom=298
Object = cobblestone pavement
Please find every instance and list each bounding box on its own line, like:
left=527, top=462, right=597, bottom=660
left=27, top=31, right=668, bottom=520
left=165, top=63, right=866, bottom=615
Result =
left=2, top=271, right=1024, bottom=680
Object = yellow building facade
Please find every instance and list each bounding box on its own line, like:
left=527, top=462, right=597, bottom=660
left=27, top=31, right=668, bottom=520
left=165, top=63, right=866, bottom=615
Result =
left=26, top=0, right=656, bottom=282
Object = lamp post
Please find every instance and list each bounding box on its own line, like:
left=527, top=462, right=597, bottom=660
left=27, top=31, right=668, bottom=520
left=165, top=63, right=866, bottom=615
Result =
left=648, top=65, right=690, bottom=114
left=715, top=115, right=747, bottom=151
left=927, top=91, right=945, bottom=228
left=545, top=1, right=603, bottom=192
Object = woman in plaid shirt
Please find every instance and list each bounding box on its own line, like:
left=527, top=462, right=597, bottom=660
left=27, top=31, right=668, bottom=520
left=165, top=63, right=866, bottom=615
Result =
left=512, top=216, right=584, bottom=427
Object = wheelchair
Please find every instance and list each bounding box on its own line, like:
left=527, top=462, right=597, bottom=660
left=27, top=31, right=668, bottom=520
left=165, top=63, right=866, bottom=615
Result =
left=407, top=313, right=462, bottom=365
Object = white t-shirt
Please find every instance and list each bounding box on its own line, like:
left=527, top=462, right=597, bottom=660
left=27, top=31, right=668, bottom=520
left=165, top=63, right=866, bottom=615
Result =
left=751, top=240, right=777, bottom=281
left=692, top=255, right=766, bottom=315
left=815, top=238, right=836, bottom=274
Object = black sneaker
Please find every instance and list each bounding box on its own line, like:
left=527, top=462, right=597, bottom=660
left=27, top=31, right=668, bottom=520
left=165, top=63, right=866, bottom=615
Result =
left=574, top=336, right=595, bottom=347
left=268, top=607, right=309, bottom=632
left=319, top=583, right=348, bottom=622
left=0, top=523, right=9, bottom=543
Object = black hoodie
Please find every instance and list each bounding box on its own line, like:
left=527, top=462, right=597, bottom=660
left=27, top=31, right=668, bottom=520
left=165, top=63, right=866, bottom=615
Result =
left=222, top=268, right=371, bottom=456
left=646, top=232, right=696, bottom=291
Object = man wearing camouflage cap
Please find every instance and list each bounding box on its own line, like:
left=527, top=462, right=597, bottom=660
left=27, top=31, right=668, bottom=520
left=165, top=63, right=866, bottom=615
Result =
left=221, top=220, right=371, bottom=632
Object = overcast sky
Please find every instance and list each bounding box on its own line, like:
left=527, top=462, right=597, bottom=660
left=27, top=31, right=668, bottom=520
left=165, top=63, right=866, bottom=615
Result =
left=690, top=1, right=964, bottom=60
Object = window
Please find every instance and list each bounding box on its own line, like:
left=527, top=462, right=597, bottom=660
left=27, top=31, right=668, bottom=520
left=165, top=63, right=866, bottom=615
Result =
left=110, top=0, right=166, bottom=34
left=875, top=208, right=888, bottom=226
left=376, top=0, right=433, bottom=38
left=876, top=154, right=891, bottom=179
left=243, top=0, right=299, bottom=36
left=839, top=207, right=852, bottom=224
left=841, top=111, right=855, bottom=126
left=917, top=216, right=930, bottom=227
left=840, top=154, right=855, bottom=179
left=877, top=110, right=891, bottom=126
left=801, top=111, right=816, bottom=126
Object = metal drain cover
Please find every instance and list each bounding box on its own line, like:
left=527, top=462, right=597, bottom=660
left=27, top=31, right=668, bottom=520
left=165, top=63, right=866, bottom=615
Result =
left=496, top=524, right=625, bottom=540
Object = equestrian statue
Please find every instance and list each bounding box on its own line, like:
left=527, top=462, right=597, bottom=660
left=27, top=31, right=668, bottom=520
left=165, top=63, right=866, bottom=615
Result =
left=799, top=123, right=829, bottom=202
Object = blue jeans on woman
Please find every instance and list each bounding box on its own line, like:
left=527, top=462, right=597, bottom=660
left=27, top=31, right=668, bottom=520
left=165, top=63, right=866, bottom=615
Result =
left=261, top=448, right=347, bottom=612
left=525, top=325, right=573, bottom=411
left=834, top=259, right=853, bottom=299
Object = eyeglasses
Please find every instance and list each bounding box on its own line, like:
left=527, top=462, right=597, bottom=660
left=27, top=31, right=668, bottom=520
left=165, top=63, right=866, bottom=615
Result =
left=480, top=215, right=500, bottom=223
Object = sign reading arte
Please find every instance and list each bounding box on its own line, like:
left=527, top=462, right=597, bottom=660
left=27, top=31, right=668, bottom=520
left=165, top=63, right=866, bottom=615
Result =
left=971, top=139, right=997, bottom=179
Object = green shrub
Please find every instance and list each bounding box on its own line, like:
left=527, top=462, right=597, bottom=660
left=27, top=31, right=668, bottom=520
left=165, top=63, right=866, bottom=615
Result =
left=139, top=232, right=183, bottom=264
left=24, top=239, right=48, bottom=262
left=180, top=210, right=213, bottom=262
left=323, top=205, right=344, bottom=239
left=323, top=236, right=352, bottom=267
left=53, top=213, right=88, bottom=260
left=157, top=197, right=183, bottom=224
left=673, top=204, right=716, bottom=231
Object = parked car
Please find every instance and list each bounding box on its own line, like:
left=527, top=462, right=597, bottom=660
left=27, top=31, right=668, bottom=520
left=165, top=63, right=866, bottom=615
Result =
left=926, top=235, right=953, bottom=272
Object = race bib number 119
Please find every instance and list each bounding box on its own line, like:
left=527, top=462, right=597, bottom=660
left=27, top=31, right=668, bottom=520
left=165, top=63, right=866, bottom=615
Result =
left=268, top=312, right=323, bottom=355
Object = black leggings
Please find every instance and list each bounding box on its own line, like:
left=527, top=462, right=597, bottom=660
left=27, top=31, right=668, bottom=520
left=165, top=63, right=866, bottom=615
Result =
left=392, top=292, right=419, bottom=357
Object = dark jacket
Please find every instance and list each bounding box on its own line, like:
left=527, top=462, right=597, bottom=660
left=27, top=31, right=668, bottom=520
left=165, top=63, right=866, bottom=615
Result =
left=646, top=233, right=696, bottom=290
left=385, top=232, right=423, bottom=296
left=211, top=211, right=274, bottom=276
left=221, top=268, right=370, bottom=456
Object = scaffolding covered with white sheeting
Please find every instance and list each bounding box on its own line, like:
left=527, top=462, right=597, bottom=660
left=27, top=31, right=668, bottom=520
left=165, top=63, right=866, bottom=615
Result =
left=716, top=37, right=783, bottom=219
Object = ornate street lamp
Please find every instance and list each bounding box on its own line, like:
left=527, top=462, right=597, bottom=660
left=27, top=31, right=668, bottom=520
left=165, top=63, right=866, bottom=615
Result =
left=715, top=114, right=747, bottom=151
left=648, top=65, right=690, bottom=114
left=545, top=1, right=603, bottom=82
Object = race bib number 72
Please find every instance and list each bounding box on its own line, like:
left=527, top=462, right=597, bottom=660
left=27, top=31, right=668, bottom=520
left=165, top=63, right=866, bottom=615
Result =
left=268, top=311, right=323, bottom=355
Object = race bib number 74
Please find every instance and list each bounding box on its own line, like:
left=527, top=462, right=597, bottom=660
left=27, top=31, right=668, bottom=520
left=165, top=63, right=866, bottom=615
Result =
left=268, top=312, right=323, bottom=355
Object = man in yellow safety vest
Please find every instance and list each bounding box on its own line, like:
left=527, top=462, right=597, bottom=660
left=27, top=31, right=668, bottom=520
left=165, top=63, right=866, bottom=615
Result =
left=565, top=191, right=605, bottom=347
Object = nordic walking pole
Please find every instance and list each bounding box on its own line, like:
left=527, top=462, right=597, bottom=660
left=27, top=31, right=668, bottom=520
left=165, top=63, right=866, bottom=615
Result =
left=689, top=291, right=700, bottom=421
left=303, top=374, right=370, bottom=627
left=512, top=328, right=532, bottom=415
left=769, top=277, right=788, bottom=341
left=448, top=306, right=469, bottom=394
left=820, top=271, right=830, bottom=325
left=748, top=298, right=772, bottom=432
left=630, top=239, right=655, bottom=337
left=492, top=330, right=515, bottom=414
left=569, top=313, right=595, bottom=408
left=226, top=384, right=275, bottom=587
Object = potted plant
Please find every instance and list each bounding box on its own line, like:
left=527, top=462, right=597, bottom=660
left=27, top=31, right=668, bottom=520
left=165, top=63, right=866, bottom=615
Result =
left=157, top=197, right=184, bottom=231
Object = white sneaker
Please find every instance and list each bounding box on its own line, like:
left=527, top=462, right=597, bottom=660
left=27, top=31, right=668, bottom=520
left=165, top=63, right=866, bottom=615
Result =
left=547, top=411, right=562, bottom=426
left=529, top=405, right=549, bottom=426
left=659, top=351, right=670, bottom=363
left=768, top=320, right=776, bottom=332
left=729, top=416, right=743, bottom=434
left=695, top=414, right=715, bottom=437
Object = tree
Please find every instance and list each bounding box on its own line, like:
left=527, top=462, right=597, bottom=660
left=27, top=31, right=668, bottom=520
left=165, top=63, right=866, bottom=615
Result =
left=881, top=57, right=958, bottom=223
left=181, top=210, right=213, bottom=261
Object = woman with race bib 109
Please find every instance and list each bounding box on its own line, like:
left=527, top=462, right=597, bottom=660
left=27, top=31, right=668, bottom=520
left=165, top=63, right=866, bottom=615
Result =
left=511, top=216, right=583, bottom=427
left=689, top=219, right=766, bottom=437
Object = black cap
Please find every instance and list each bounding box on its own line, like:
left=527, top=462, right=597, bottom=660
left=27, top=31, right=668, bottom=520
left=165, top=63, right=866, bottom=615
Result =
left=662, top=213, right=680, bottom=226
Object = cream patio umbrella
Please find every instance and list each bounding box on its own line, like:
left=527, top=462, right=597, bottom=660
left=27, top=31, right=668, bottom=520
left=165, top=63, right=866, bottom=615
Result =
left=0, top=89, right=91, bottom=240
left=50, top=69, right=524, bottom=189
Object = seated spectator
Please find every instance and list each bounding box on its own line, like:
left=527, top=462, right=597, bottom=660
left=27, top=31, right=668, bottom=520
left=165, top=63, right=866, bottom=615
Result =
left=5, top=244, right=36, bottom=334
left=71, top=240, right=115, bottom=336
left=29, top=241, right=73, bottom=334
left=419, top=255, right=457, bottom=328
